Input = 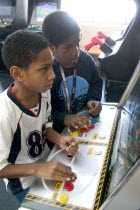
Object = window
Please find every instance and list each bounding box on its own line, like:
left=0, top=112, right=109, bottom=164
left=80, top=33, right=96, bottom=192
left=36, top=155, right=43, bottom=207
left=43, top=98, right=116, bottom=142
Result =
left=61, top=0, right=136, bottom=25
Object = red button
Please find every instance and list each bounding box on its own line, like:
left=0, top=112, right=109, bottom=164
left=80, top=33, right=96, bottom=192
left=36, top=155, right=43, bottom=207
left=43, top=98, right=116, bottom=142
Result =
left=64, top=183, right=74, bottom=191
left=89, top=124, right=95, bottom=129
left=80, top=128, right=88, bottom=133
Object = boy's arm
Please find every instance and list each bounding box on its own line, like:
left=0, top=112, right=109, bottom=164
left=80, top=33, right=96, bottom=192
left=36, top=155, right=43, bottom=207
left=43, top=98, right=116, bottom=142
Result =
left=0, top=161, right=77, bottom=182
left=0, top=162, right=38, bottom=178
left=46, top=127, right=79, bottom=156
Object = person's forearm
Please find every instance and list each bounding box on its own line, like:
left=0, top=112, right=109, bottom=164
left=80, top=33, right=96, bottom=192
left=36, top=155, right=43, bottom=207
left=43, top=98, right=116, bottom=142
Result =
left=0, top=161, right=77, bottom=182
left=0, top=163, right=40, bottom=179
left=46, top=127, right=62, bottom=145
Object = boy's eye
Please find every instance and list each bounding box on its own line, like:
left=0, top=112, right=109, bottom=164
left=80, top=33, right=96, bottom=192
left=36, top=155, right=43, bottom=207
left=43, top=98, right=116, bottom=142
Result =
left=64, top=47, right=71, bottom=50
left=41, top=69, right=46, bottom=72
left=64, top=45, right=72, bottom=49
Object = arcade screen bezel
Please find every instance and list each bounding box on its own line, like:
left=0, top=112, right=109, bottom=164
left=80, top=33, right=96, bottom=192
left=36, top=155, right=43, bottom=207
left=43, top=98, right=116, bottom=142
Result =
left=0, top=0, right=16, bottom=19
left=102, top=60, right=140, bottom=204
left=29, top=0, right=61, bottom=26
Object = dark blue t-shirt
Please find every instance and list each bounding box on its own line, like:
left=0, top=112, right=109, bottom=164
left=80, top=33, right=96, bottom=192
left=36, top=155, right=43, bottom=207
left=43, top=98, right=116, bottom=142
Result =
left=51, top=49, right=103, bottom=132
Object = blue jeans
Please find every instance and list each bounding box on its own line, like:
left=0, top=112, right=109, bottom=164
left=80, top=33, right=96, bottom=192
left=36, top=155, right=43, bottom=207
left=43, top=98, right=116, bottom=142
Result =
left=14, top=188, right=29, bottom=204
left=7, top=184, right=29, bottom=204
left=7, top=178, right=30, bottom=204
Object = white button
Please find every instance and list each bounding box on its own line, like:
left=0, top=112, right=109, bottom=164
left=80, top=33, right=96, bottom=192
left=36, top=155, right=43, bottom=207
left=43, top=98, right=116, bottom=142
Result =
left=118, top=157, right=124, bottom=165
left=121, top=142, right=126, bottom=149
left=99, top=135, right=106, bottom=140
left=94, top=149, right=102, bottom=155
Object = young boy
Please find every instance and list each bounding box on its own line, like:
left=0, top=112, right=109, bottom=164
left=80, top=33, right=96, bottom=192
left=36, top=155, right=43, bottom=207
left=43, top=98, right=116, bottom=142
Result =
left=42, top=11, right=103, bottom=133
left=0, top=30, right=78, bottom=203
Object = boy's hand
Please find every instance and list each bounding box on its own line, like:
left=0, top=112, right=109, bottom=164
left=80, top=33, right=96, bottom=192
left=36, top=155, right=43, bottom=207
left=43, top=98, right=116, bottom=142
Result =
left=87, top=100, right=102, bottom=116
left=64, top=114, right=91, bottom=129
left=36, top=161, right=77, bottom=181
left=59, top=136, right=79, bottom=156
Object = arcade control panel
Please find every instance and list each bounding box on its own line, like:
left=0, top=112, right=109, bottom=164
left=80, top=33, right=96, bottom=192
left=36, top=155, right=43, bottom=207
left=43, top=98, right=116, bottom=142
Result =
left=21, top=104, right=118, bottom=210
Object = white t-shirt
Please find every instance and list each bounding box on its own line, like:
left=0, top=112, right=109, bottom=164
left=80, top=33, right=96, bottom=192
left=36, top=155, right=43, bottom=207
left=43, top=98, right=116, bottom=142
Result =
left=0, top=84, right=52, bottom=190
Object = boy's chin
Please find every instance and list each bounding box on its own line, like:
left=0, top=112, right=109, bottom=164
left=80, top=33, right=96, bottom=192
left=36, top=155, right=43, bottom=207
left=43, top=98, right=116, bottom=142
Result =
left=40, top=89, right=49, bottom=93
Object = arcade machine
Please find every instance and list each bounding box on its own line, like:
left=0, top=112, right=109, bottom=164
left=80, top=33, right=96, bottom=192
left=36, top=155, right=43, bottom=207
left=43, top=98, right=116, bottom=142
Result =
left=0, top=0, right=34, bottom=47
left=20, top=60, right=140, bottom=210
left=98, top=0, right=140, bottom=102
left=28, top=0, right=61, bottom=32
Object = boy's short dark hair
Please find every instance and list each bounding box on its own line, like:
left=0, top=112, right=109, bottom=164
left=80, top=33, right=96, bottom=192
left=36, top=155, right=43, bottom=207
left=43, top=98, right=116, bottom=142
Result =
left=2, top=29, right=49, bottom=70
left=42, top=11, right=80, bottom=47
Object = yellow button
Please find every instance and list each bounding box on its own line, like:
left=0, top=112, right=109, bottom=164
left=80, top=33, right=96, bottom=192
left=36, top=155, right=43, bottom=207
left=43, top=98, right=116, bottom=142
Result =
left=67, top=132, right=72, bottom=136
left=87, top=148, right=94, bottom=155
left=59, top=194, right=69, bottom=203
left=54, top=182, right=62, bottom=191
left=93, top=133, right=98, bottom=139
left=124, top=162, right=128, bottom=170
left=72, top=132, right=79, bottom=136
left=51, top=193, right=58, bottom=201
left=126, top=146, right=130, bottom=153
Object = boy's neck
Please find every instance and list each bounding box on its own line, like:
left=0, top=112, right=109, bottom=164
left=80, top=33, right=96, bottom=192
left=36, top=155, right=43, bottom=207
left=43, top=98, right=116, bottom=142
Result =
left=11, top=83, right=39, bottom=109
left=60, top=64, right=74, bottom=69
left=55, top=60, right=74, bottom=69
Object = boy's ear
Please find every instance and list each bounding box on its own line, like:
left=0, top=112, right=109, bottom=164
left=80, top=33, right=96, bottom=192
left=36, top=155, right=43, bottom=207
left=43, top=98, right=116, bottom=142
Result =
left=10, top=66, right=24, bottom=81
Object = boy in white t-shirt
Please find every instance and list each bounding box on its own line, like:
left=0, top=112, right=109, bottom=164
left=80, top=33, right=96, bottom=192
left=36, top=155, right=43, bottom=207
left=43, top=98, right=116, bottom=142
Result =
left=0, top=30, right=78, bottom=203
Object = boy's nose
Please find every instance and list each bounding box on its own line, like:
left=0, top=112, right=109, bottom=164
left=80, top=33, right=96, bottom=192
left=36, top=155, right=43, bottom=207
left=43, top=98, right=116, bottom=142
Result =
left=47, top=68, right=55, bottom=80
left=73, top=46, right=79, bottom=56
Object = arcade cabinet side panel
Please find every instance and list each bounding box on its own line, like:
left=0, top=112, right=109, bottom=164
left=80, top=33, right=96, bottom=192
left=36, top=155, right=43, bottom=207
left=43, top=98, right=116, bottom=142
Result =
left=93, top=108, right=119, bottom=210
left=99, top=159, right=140, bottom=210
left=99, top=60, right=140, bottom=209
